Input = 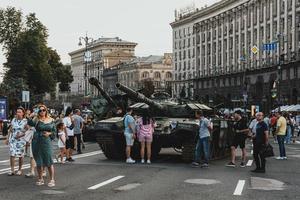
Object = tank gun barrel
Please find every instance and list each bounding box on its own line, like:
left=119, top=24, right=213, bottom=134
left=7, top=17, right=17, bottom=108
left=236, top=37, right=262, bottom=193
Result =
left=89, top=77, right=118, bottom=108
left=115, top=82, right=164, bottom=110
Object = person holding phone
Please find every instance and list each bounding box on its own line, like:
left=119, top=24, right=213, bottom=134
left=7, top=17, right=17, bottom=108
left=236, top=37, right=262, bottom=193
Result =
left=28, top=104, right=56, bottom=187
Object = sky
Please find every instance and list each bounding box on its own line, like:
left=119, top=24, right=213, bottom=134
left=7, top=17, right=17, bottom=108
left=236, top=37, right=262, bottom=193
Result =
left=0, top=0, right=219, bottom=79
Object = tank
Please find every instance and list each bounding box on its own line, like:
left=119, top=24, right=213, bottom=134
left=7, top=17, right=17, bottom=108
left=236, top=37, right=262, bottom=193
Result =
left=93, top=82, right=234, bottom=162
left=82, top=78, right=127, bottom=142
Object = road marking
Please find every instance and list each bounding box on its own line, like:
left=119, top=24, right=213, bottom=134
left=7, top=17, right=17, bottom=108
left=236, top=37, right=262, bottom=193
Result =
left=184, top=179, right=221, bottom=185
left=88, top=176, right=125, bottom=190
left=251, top=150, right=253, bottom=155
left=73, top=150, right=102, bottom=159
left=115, top=183, right=141, bottom=191
left=0, top=160, right=9, bottom=164
left=246, top=160, right=253, bottom=167
left=0, top=150, right=102, bottom=175
left=233, top=180, right=245, bottom=196
left=0, top=164, right=30, bottom=174
left=250, top=177, right=285, bottom=191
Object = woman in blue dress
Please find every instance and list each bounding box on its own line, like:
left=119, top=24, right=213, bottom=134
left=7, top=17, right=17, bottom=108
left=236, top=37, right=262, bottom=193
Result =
left=5, top=107, right=28, bottom=176
left=28, top=104, right=56, bottom=187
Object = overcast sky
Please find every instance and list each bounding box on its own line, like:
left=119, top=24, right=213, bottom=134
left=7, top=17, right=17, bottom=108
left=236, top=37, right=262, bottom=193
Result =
left=0, top=0, right=219, bottom=76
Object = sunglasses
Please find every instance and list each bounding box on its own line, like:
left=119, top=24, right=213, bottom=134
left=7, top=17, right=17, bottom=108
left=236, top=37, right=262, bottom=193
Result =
left=39, top=109, right=47, bottom=113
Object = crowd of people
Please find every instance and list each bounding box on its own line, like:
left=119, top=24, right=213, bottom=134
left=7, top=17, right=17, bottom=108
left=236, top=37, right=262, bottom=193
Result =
left=3, top=105, right=86, bottom=187
left=2, top=103, right=300, bottom=188
left=192, top=109, right=300, bottom=173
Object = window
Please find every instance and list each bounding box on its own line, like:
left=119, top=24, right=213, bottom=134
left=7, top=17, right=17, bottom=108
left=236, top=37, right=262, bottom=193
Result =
left=142, top=71, right=150, bottom=79
left=154, top=72, right=161, bottom=79
left=165, top=72, right=172, bottom=79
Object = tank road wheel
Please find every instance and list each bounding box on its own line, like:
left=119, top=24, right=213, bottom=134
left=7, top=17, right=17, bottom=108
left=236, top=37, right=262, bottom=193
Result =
left=182, top=141, right=195, bottom=163
left=99, top=142, right=117, bottom=159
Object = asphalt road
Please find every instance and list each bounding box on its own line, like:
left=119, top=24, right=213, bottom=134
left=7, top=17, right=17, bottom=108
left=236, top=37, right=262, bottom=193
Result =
left=0, top=139, right=300, bottom=200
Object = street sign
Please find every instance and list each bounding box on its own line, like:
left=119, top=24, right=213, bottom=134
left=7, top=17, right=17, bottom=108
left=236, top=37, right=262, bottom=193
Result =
left=263, top=42, right=277, bottom=51
left=0, top=97, right=8, bottom=120
left=251, top=45, right=259, bottom=54
left=22, top=91, right=30, bottom=103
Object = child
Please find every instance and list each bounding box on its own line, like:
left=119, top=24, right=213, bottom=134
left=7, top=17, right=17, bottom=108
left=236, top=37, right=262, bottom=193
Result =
left=56, top=122, right=66, bottom=163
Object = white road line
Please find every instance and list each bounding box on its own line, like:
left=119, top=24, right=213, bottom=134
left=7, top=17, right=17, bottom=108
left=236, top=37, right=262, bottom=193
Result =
left=246, top=160, right=253, bottom=167
left=88, top=176, right=125, bottom=190
left=73, top=150, right=102, bottom=159
left=0, top=164, right=30, bottom=175
left=251, top=150, right=253, bottom=155
left=0, top=160, right=9, bottom=164
left=233, top=180, right=245, bottom=196
left=0, top=150, right=102, bottom=175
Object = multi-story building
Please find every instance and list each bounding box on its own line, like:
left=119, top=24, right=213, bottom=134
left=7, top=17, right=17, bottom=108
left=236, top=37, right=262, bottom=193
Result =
left=69, top=37, right=137, bottom=96
left=171, top=0, right=300, bottom=111
left=116, top=54, right=173, bottom=94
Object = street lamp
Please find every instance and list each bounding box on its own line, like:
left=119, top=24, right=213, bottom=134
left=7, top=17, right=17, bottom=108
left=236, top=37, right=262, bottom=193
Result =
left=78, top=33, right=94, bottom=96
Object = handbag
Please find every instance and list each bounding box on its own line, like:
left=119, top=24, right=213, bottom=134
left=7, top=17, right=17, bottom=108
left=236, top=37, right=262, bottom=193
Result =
left=259, top=143, right=274, bottom=158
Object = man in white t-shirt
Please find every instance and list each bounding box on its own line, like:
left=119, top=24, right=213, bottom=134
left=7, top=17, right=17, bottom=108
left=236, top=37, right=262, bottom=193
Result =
left=63, top=107, right=75, bottom=162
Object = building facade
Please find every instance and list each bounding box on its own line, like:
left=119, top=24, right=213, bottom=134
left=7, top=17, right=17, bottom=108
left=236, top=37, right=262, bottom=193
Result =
left=116, top=54, right=173, bottom=94
left=69, top=37, right=137, bottom=96
left=171, top=0, right=300, bottom=111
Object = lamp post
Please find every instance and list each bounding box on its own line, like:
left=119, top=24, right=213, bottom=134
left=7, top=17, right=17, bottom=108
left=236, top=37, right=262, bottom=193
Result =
left=78, top=34, right=94, bottom=96
left=276, top=33, right=286, bottom=112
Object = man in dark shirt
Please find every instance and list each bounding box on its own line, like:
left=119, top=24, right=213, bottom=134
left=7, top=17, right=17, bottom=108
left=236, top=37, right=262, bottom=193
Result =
left=251, top=112, right=268, bottom=173
left=226, top=110, right=249, bottom=168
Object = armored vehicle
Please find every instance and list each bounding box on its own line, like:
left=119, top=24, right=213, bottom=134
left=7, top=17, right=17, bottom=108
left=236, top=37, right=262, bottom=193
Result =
left=93, top=83, right=233, bottom=162
left=82, top=78, right=127, bottom=142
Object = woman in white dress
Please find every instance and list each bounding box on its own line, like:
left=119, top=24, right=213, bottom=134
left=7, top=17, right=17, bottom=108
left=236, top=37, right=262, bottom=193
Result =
left=5, top=107, right=28, bottom=176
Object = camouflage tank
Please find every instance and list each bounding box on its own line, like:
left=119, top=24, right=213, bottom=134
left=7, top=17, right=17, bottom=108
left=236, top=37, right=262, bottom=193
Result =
left=93, top=82, right=233, bottom=162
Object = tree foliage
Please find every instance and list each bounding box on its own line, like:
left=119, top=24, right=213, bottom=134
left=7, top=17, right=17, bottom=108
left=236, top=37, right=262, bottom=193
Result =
left=0, top=7, right=73, bottom=106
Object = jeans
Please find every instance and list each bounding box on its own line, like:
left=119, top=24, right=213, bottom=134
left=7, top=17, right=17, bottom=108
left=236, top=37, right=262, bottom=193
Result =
left=75, top=134, right=82, bottom=152
left=194, top=136, right=210, bottom=164
left=277, top=135, right=286, bottom=157
left=285, top=126, right=292, bottom=144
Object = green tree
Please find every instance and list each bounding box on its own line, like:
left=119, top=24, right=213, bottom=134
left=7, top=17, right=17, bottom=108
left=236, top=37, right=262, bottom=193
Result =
left=0, top=8, right=72, bottom=105
left=48, top=49, right=73, bottom=92
left=0, top=7, right=23, bottom=54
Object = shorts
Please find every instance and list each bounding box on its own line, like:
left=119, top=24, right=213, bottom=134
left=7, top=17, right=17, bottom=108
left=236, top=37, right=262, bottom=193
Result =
left=124, top=132, right=134, bottom=146
left=231, top=135, right=246, bottom=149
left=66, top=136, right=75, bottom=149
left=138, top=134, right=153, bottom=143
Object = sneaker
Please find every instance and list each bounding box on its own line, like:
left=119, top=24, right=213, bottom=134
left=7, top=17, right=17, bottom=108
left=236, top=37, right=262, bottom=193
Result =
left=240, top=162, right=246, bottom=168
left=77, top=151, right=82, bottom=154
left=191, top=162, right=200, bottom=167
left=226, top=162, right=236, bottom=167
left=201, top=163, right=209, bottom=168
left=275, top=157, right=283, bottom=160
left=141, top=159, right=145, bottom=164
left=146, top=160, right=151, bottom=164
left=126, top=158, right=135, bottom=164
left=282, top=157, right=288, bottom=160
